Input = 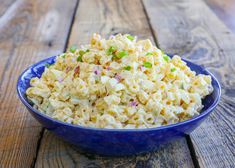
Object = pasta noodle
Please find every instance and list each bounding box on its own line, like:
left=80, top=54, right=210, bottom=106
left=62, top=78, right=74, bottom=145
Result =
left=26, top=34, right=213, bottom=129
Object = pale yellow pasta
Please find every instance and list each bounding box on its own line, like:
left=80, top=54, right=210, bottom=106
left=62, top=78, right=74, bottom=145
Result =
left=26, top=34, right=213, bottom=129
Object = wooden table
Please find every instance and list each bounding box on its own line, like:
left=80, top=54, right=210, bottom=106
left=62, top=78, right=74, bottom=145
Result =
left=0, top=0, right=234, bottom=167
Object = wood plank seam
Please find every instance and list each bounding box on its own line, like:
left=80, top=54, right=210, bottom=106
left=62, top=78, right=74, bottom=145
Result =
left=31, top=128, right=45, bottom=168
left=141, top=0, right=199, bottom=166
left=186, top=135, right=200, bottom=168
left=31, top=0, right=80, bottom=167
left=0, top=0, right=79, bottom=167
left=62, top=0, right=79, bottom=52
left=140, top=0, right=160, bottom=48
left=0, top=0, right=25, bottom=88
left=34, top=1, right=195, bottom=167
left=142, top=0, right=235, bottom=167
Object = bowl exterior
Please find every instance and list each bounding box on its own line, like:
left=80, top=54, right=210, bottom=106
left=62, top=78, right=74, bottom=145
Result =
left=17, top=56, right=221, bottom=156
left=26, top=106, right=211, bottom=156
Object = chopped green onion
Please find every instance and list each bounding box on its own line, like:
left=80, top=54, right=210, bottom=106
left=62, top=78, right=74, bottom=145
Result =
left=127, top=35, right=134, bottom=41
left=79, top=50, right=86, bottom=56
left=79, top=49, right=90, bottom=56
left=171, top=68, right=176, bottom=72
left=109, top=46, right=116, bottom=52
left=45, top=63, right=51, bottom=68
left=116, top=50, right=128, bottom=58
left=69, top=45, right=77, bottom=53
left=146, top=52, right=153, bottom=56
left=124, top=65, right=131, bottom=71
left=163, top=55, right=170, bottom=62
left=61, top=53, right=66, bottom=58
left=143, top=62, right=152, bottom=68
left=77, top=56, right=82, bottom=62
left=106, top=46, right=117, bottom=55
left=76, top=50, right=89, bottom=62
left=111, top=55, right=116, bottom=60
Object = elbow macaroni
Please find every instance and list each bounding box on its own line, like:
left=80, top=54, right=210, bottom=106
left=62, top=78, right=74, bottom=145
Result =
left=26, top=34, right=213, bottom=129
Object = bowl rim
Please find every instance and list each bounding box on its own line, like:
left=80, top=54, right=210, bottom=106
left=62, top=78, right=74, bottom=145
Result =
left=17, top=56, right=221, bottom=132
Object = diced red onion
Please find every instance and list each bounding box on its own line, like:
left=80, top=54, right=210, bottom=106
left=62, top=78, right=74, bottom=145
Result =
left=109, top=35, right=115, bottom=39
left=71, top=57, right=76, bottom=62
left=58, top=78, right=63, bottom=83
left=129, top=101, right=138, bottom=107
left=114, top=74, right=122, bottom=82
left=94, top=70, right=100, bottom=75
left=140, top=66, right=146, bottom=71
left=153, top=117, right=157, bottom=123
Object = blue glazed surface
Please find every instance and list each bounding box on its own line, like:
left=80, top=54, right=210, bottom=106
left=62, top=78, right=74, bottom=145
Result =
left=17, top=56, right=221, bottom=156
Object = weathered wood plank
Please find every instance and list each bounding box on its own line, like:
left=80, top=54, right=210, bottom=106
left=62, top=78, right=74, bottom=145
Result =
left=143, top=0, right=235, bottom=167
left=68, top=0, right=154, bottom=45
left=35, top=0, right=194, bottom=167
left=36, top=131, right=193, bottom=168
left=0, top=0, right=77, bottom=167
left=205, top=0, right=235, bottom=33
left=0, top=0, right=16, bottom=16
left=0, top=0, right=17, bottom=80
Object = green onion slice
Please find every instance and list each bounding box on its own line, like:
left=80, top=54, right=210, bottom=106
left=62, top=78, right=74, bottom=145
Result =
left=163, top=55, right=170, bottom=62
left=124, top=65, right=131, bottom=71
left=146, top=52, right=153, bottom=56
left=143, top=62, right=152, bottom=68
left=127, top=35, right=134, bottom=41
left=77, top=56, right=82, bottom=62
left=171, top=68, right=176, bottom=72
left=116, top=50, right=128, bottom=58
left=69, top=45, right=77, bottom=53
left=106, top=46, right=117, bottom=55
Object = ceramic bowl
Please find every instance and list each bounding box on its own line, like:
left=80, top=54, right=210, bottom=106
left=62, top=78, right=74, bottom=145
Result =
left=17, top=56, right=221, bottom=156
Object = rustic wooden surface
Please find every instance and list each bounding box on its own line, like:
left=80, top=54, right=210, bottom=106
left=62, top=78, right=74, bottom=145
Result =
left=205, top=0, right=235, bottom=33
left=0, top=0, right=234, bottom=167
left=35, top=0, right=194, bottom=167
left=143, top=0, right=235, bottom=167
left=0, top=0, right=77, bottom=167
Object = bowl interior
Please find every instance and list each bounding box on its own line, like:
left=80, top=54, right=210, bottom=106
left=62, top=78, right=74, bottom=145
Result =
left=17, top=56, right=56, bottom=105
left=17, top=56, right=221, bottom=129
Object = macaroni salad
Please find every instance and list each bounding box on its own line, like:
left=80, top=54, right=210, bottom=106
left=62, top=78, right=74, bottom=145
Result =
left=26, top=34, right=213, bottom=129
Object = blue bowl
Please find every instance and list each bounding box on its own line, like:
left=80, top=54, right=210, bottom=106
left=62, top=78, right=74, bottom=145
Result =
left=17, top=56, right=221, bottom=156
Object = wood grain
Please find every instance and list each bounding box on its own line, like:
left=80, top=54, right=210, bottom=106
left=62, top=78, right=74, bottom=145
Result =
left=0, top=0, right=16, bottom=16
left=143, top=0, right=235, bottom=167
left=205, top=0, right=235, bottom=33
left=0, top=0, right=77, bottom=167
left=36, top=131, right=193, bottom=168
left=68, top=0, right=154, bottom=45
left=35, top=0, right=194, bottom=167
